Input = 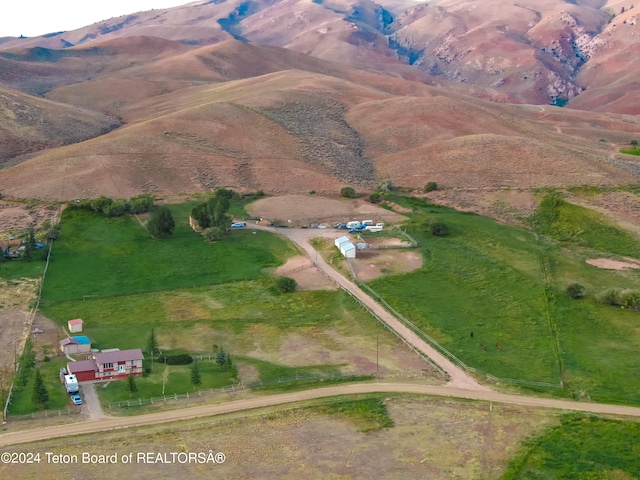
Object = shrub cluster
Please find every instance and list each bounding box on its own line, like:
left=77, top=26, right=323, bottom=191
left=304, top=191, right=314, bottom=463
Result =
left=67, top=194, right=154, bottom=217
left=157, top=354, right=193, bottom=365
left=599, top=288, right=640, bottom=310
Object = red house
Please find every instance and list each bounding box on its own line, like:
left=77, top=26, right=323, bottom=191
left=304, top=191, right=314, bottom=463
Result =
left=94, top=349, right=144, bottom=380
left=66, top=348, right=144, bottom=382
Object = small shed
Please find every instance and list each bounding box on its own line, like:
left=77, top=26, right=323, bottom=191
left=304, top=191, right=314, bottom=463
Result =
left=68, top=318, right=83, bottom=333
left=340, top=242, right=356, bottom=259
left=335, top=236, right=350, bottom=249
left=60, top=336, right=92, bottom=355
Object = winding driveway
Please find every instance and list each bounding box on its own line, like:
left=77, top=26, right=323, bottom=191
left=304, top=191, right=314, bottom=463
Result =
left=257, top=225, right=487, bottom=391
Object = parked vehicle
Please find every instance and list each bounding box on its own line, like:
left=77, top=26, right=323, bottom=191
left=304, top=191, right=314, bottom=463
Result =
left=349, top=228, right=363, bottom=233
left=70, top=394, right=82, bottom=406
left=230, top=222, right=246, bottom=228
left=364, top=225, right=383, bottom=233
left=64, top=374, right=79, bottom=394
left=361, top=220, right=374, bottom=226
left=346, top=221, right=362, bottom=229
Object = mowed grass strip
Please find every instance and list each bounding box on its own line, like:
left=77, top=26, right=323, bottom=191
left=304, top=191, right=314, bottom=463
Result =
left=40, top=207, right=296, bottom=302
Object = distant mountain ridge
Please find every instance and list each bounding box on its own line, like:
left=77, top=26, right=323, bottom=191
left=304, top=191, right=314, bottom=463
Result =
left=1, top=0, right=638, bottom=112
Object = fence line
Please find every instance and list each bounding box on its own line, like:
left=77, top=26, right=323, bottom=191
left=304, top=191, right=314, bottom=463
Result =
left=105, top=371, right=425, bottom=410
left=394, top=228, right=418, bottom=247
left=6, top=406, right=81, bottom=421
left=3, top=234, right=56, bottom=422
left=277, top=263, right=315, bottom=276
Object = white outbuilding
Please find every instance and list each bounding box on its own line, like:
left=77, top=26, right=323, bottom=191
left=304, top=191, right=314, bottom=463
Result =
left=340, top=242, right=356, bottom=259
left=335, top=236, right=350, bottom=249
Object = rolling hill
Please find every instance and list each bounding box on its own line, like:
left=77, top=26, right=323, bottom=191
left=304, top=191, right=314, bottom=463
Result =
left=0, top=0, right=639, bottom=202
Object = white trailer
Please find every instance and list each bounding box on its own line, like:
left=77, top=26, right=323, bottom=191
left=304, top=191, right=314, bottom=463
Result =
left=364, top=225, right=383, bottom=232
left=64, top=374, right=79, bottom=394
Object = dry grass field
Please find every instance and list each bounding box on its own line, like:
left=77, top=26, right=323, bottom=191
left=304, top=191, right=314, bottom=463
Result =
left=0, top=395, right=560, bottom=479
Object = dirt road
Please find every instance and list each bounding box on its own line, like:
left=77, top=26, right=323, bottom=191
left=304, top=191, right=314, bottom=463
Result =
left=257, top=225, right=487, bottom=391
left=2, top=382, right=640, bottom=447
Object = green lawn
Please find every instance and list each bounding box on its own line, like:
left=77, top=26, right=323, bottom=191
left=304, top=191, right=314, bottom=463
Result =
left=40, top=207, right=296, bottom=302
left=366, top=196, right=640, bottom=403
left=505, top=414, right=640, bottom=479
left=7, top=357, right=72, bottom=415
left=98, top=359, right=236, bottom=405
left=0, top=254, right=47, bottom=280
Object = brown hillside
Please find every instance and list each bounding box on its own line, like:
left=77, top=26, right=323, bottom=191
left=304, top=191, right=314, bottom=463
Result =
left=1, top=67, right=639, bottom=201
left=0, top=86, right=120, bottom=166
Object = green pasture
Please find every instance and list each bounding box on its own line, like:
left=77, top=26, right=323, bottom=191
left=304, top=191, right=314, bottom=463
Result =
left=40, top=207, right=296, bottom=302
left=367, top=196, right=640, bottom=403
left=505, top=414, right=640, bottom=479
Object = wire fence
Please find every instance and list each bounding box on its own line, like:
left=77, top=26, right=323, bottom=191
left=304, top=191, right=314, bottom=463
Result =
left=105, top=372, right=415, bottom=410
left=3, top=230, right=56, bottom=422
left=6, top=406, right=82, bottom=421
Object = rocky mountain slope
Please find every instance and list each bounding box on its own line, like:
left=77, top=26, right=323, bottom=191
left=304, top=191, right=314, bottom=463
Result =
left=1, top=0, right=638, bottom=111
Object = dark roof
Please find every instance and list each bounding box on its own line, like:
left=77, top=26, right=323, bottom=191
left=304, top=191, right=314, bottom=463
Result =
left=67, top=359, right=97, bottom=373
left=95, top=348, right=144, bottom=364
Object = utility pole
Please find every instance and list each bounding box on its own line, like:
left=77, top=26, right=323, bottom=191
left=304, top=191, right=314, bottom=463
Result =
left=376, top=334, right=379, bottom=375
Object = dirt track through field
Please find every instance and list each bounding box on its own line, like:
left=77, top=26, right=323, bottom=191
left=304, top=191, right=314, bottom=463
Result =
left=2, top=382, right=640, bottom=447
left=258, top=225, right=487, bottom=391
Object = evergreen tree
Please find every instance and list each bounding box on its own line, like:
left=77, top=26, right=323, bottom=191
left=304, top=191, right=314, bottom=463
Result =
left=32, top=368, right=49, bottom=408
left=22, top=226, right=37, bottom=262
left=191, top=361, right=202, bottom=387
left=127, top=374, right=138, bottom=396
left=146, top=328, right=160, bottom=357
left=215, top=350, right=227, bottom=370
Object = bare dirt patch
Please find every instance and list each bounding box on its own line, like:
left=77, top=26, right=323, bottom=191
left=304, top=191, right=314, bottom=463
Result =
left=0, top=278, right=39, bottom=367
left=30, top=314, right=64, bottom=361
left=248, top=195, right=406, bottom=226
left=351, top=249, right=423, bottom=282
left=0, top=201, right=59, bottom=234
left=586, top=258, right=640, bottom=270
left=273, top=256, right=337, bottom=291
